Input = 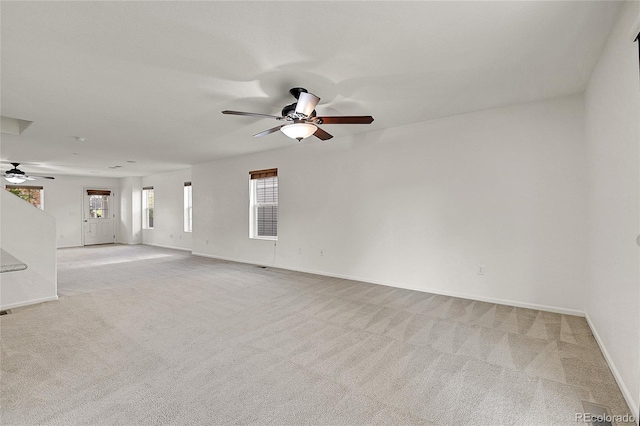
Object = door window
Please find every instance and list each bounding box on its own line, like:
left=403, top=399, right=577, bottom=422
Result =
left=89, top=195, right=109, bottom=219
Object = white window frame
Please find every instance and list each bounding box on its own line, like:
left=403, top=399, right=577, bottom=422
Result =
left=142, top=187, right=154, bottom=229
left=249, top=176, right=278, bottom=241
left=184, top=183, right=192, bottom=233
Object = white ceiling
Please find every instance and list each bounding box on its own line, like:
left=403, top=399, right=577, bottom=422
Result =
left=0, top=1, right=622, bottom=178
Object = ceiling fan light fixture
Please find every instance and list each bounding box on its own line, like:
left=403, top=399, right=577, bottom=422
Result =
left=5, top=176, right=26, bottom=184
left=222, top=87, right=372, bottom=141
left=281, top=122, right=317, bottom=141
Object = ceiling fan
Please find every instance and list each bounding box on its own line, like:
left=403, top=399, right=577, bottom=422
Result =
left=222, top=87, right=374, bottom=141
left=3, top=163, right=55, bottom=184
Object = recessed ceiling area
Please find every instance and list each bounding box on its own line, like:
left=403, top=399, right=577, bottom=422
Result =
left=1, top=116, right=33, bottom=136
left=0, top=1, right=623, bottom=178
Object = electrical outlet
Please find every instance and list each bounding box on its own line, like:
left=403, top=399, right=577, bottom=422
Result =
left=170, top=234, right=174, bottom=239
left=477, top=265, right=485, bottom=275
left=320, top=250, right=324, bottom=257
left=206, top=239, right=209, bottom=245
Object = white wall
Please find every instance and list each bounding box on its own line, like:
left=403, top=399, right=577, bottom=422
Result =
left=34, top=175, right=121, bottom=248
left=141, top=168, right=192, bottom=250
left=584, top=1, right=640, bottom=419
left=193, top=94, right=588, bottom=314
left=1, top=189, right=57, bottom=309
left=118, top=176, right=143, bottom=245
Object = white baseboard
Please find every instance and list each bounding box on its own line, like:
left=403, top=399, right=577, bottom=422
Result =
left=584, top=313, right=639, bottom=425
left=1, top=295, right=59, bottom=311
left=391, top=283, right=584, bottom=317
left=145, top=243, right=192, bottom=252
left=59, top=243, right=144, bottom=249
left=191, top=252, right=584, bottom=317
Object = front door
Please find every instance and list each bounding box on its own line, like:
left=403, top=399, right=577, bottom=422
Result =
left=84, top=189, right=115, bottom=245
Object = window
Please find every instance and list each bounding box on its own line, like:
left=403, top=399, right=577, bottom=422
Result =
left=142, top=186, right=154, bottom=229
left=5, top=185, right=44, bottom=210
left=184, top=182, right=192, bottom=232
left=87, top=190, right=111, bottom=219
left=249, top=168, right=278, bottom=240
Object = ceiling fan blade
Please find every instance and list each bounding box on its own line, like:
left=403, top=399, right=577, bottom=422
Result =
left=316, top=116, right=374, bottom=124
left=24, top=176, right=37, bottom=181
left=222, top=110, right=283, bottom=120
left=253, top=125, right=285, bottom=138
left=313, top=127, right=333, bottom=141
left=29, top=175, right=55, bottom=180
left=295, top=92, right=320, bottom=116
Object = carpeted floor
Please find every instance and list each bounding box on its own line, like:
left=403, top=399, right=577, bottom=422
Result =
left=0, top=245, right=634, bottom=425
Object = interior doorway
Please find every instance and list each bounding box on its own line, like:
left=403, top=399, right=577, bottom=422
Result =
left=84, top=188, right=115, bottom=245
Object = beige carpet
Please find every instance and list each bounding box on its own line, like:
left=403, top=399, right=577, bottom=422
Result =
left=0, top=245, right=633, bottom=425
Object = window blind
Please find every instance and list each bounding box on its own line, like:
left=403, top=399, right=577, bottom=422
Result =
left=249, top=168, right=278, bottom=239
left=257, top=205, right=278, bottom=237
left=255, top=176, right=278, bottom=237
left=184, top=182, right=192, bottom=187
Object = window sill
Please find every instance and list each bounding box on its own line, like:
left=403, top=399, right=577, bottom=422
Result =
left=250, top=236, right=277, bottom=241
